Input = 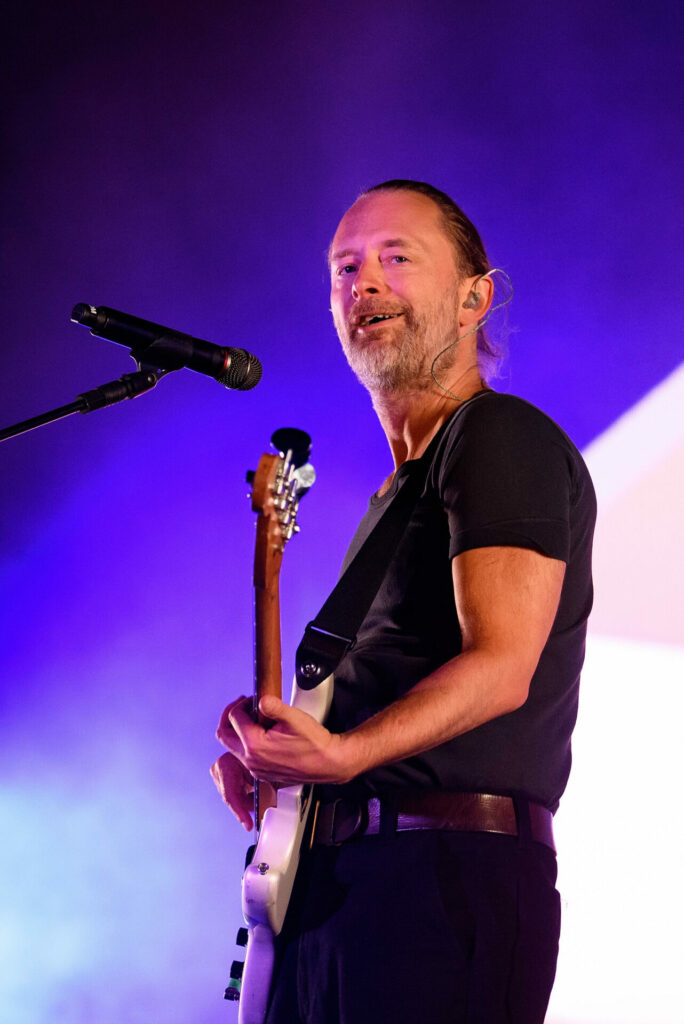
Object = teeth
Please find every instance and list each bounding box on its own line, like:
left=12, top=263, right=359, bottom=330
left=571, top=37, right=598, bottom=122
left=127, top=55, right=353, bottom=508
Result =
left=363, top=313, right=397, bottom=325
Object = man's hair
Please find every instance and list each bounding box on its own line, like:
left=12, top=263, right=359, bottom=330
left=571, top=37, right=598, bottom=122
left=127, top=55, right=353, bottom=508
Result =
left=359, top=179, right=504, bottom=381
left=361, top=179, right=489, bottom=277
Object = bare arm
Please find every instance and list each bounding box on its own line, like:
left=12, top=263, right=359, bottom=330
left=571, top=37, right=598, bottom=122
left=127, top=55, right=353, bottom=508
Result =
left=335, top=545, right=565, bottom=774
left=214, top=545, right=565, bottom=788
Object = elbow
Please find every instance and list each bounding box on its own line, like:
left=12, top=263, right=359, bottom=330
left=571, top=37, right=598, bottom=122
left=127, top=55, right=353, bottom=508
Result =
left=502, top=678, right=531, bottom=714
left=480, top=652, right=534, bottom=716
left=499, top=657, right=537, bottom=714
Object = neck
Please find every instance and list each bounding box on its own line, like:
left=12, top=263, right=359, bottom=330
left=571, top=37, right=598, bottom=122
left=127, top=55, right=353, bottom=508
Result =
left=370, top=363, right=487, bottom=473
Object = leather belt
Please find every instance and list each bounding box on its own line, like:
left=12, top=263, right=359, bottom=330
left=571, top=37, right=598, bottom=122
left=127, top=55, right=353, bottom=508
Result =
left=312, top=792, right=555, bottom=852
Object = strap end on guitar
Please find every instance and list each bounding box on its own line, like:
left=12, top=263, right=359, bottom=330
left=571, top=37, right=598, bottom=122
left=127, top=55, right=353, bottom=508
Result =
left=295, top=623, right=354, bottom=690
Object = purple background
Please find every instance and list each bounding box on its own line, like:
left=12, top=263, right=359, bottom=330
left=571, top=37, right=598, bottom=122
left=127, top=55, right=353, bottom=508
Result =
left=1, top=2, right=682, bottom=1021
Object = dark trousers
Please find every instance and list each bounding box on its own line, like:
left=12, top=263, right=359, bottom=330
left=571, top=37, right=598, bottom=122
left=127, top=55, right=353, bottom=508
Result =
left=265, top=829, right=560, bottom=1024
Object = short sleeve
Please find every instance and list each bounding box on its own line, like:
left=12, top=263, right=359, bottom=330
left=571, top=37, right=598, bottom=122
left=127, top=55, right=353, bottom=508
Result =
left=436, top=394, right=575, bottom=562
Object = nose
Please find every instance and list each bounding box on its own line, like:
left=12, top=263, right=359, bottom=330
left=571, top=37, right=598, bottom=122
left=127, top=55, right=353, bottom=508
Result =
left=351, top=256, right=389, bottom=300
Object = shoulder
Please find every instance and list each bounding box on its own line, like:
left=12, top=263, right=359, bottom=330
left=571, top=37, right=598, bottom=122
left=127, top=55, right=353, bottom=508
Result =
left=447, top=391, right=572, bottom=443
left=438, top=391, right=581, bottom=463
left=433, top=391, right=593, bottom=501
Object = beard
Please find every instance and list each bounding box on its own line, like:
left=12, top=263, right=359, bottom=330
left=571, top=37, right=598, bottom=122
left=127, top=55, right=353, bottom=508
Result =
left=334, top=283, right=463, bottom=393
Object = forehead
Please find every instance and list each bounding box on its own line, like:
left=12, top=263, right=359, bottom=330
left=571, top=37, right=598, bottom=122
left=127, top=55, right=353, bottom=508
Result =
left=331, top=190, right=454, bottom=260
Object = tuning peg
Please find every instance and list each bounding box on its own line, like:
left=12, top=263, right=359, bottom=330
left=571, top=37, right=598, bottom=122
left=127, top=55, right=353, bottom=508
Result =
left=270, top=427, right=311, bottom=467
left=246, top=470, right=255, bottom=484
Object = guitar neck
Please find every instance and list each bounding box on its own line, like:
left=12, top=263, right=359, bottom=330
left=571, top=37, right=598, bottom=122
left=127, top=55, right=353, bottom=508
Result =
left=252, top=461, right=284, bottom=828
left=253, top=577, right=280, bottom=828
left=254, top=534, right=283, bottom=719
left=248, top=439, right=314, bottom=830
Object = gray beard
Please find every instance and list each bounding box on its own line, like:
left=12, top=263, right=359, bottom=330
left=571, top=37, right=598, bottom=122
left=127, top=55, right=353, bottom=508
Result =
left=336, top=292, right=462, bottom=394
left=343, top=319, right=433, bottom=392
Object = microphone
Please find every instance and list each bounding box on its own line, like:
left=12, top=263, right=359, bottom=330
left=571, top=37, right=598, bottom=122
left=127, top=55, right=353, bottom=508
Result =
left=71, top=303, right=263, bottom=391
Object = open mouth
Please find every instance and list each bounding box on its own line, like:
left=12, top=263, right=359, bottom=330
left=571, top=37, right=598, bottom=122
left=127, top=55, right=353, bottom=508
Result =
left=356, top=313, right=403, bottom=327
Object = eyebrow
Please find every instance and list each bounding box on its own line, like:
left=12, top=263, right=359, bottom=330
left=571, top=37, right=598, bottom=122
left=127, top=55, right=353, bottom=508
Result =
left=329, top=238, right=416, bottom=262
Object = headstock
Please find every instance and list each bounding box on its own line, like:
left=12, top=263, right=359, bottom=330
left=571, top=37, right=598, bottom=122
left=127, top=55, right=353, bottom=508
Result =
left=248, top=429, right=315, bottom=587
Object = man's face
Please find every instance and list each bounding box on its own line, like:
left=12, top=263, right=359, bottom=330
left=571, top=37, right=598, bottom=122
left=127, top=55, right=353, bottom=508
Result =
left=329, top=190, right=464, bottom=392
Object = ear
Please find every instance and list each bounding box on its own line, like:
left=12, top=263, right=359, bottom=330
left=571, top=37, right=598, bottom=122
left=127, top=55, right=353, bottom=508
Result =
left=459, top=273, right=494, bottom=326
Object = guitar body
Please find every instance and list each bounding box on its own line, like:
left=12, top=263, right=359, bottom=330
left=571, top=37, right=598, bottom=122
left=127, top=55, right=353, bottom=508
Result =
left=239, top=673, right=333, bottom=1024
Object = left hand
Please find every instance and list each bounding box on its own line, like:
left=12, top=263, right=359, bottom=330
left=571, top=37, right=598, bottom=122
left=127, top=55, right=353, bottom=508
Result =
left=216, top=694, right=353, bottom=786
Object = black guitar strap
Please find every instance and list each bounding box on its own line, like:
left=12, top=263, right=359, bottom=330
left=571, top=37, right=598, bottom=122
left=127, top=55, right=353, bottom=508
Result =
left=294, top=414, right=453, bottom=691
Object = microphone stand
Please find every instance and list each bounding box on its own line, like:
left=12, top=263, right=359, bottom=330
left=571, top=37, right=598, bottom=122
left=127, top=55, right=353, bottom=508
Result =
left=0, top=365, right=171, bottom=443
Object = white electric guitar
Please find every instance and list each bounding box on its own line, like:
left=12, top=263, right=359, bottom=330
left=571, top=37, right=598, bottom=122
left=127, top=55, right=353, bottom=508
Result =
left=225, top=429, right=333, bottom=1024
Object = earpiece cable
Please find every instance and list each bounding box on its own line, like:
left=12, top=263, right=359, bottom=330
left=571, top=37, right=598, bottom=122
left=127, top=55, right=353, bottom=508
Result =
left=430, top=267, right=514, bottom=401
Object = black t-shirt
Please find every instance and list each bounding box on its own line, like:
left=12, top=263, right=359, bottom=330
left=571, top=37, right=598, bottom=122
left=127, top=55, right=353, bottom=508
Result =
left=326, top=391, right=596, bottom=813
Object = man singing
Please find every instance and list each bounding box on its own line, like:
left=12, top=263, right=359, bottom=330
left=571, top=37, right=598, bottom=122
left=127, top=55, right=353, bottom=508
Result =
left=212, top=180, right=596, bottom=1023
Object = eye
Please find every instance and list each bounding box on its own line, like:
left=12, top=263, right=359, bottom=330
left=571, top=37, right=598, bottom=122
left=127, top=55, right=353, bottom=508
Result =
left=388, top=254, right=409, bottom=264
left=335, top=263, right=357, bottom=276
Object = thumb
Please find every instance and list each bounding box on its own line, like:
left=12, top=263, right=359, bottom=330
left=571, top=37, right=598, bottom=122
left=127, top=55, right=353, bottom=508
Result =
left=259, top=694, right=289, bottom=719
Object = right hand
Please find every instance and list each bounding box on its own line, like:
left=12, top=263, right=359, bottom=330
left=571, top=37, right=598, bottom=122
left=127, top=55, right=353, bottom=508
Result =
left=210, top=696, right=256, bottom=830
left=210, top=750, right=255, bottom=831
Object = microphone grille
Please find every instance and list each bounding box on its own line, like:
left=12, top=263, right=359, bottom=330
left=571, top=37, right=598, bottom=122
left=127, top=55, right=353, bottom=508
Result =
left=216, top=350, right=263, bottom=391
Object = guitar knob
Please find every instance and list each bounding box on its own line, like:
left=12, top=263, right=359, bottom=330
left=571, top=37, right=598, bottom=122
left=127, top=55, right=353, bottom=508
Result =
left=224, top=960, right=244, bottom=1001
